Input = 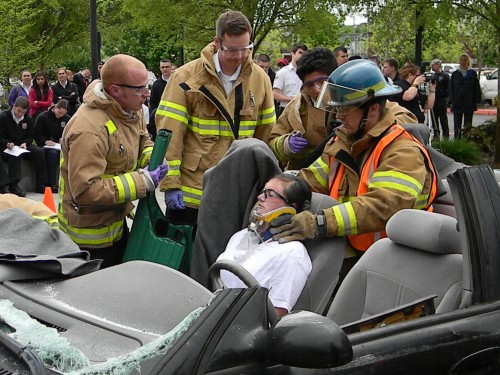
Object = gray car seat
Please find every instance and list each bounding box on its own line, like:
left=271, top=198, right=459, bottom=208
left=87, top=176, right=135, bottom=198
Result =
left=292, top=193, right=345, bottom=314
left=402, top=123, right=465, bottom=217
left=326, top=209, right=462, bottom=326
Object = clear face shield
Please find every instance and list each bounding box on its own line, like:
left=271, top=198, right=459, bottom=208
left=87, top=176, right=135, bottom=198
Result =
left=314, top=81, right=370, bottom=115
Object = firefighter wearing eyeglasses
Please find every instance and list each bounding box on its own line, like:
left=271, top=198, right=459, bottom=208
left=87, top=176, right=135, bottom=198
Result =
left=271, top=59, right=438, bottom=273
left=156, top=10, right=276, bottom=227
left=59, top=54, right=167, bottom=268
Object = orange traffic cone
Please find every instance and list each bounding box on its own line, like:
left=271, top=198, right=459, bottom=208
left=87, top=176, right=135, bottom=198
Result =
left=43, top=186, right=56, bottom=213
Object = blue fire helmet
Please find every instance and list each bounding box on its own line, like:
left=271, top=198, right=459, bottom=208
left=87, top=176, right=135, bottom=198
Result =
left=315, top=59, right=402, bottom=113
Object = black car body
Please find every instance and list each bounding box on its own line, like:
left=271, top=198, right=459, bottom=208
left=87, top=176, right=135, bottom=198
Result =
left=0, top=165, right=499, bottom=374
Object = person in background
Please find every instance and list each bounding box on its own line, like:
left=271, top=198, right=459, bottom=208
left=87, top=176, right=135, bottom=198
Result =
left=368, top=55, right=381, bottom=69
left=96, top=61, right=105, bottom=79
left=383, top=58, right=399, bottom=84
left=256, top=53, right=276, bottom=84
left=430, top=59, right=450, bottom=139
left=333, top=46, right=349, bottom=67
left=393, top=63, right=436, bottom=124
left=65, top=69, right=74, bottom=82
left=448, top=53, right=482, bottom=139
left=34, top=99, right=70, bottom=193
left=149, top=59, right=173, bottom=112
left=277, top=58, right=289, bottom=70
left=155, top=10, right=276, bottom=227
left=269, top=47, right=337, bottom=170
left=273, top=43, right=308, bottom=115
left=52, top=67, right=79, bottom=116
left=59, top=54, right=167, bottom=268
left=9, top=69, right=32, bottom=107
left=72, top=68, right=91, bottom=103
left=29, top=71, right=53, bottom=120
left=0, top=97, right=48, bottom=196
left=217, top=173, right=312, bottom=317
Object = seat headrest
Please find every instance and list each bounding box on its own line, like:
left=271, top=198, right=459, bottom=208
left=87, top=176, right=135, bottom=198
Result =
left=402, top=123, right=430, bottom=146
left=386, top=209, right=461, bottom=254
left=309, top=192, right=338, bottom=213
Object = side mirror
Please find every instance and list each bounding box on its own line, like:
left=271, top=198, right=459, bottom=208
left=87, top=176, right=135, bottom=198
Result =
left=266, top=311, right=352, bottom=368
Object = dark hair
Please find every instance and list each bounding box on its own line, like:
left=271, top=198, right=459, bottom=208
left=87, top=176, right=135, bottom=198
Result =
left=33, top=71, right=49, bottom=101
left=333, top=46, right=348, bottom=56
left=160, top=59, right=171, bottom=64
left=292, top=43, right=308, bottom=54
left=384, top=58, right=399, bottom=70
left=273, top=173, right=311, bottom=213
left=257, top=54, right=270, bottom=63
left=14, top=96, right=29, bottom=109
left=216, top=10, right=252, bottom=39
left=348, top=55, right=362, bottom=61
left=296, top=47, right=337, bottom=82
left=55, top=99, right=69, bottom=111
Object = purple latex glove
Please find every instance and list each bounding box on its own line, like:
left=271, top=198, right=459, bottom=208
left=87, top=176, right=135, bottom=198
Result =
left=147, top=162, right=168, bottom=187
left=288, top=134, right=308, bottom=153
left=165, top=189, right=185, bottom=210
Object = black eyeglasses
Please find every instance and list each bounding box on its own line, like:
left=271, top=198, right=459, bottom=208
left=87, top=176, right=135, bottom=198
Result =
left=260, top=188, right=291, bottom=204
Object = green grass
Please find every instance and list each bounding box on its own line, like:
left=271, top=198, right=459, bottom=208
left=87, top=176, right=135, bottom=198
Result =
left=431, top=138, right=482, bottom=165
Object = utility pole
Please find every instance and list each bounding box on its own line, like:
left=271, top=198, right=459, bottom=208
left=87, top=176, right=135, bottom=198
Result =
left=89, top=0, right=100, bottom=80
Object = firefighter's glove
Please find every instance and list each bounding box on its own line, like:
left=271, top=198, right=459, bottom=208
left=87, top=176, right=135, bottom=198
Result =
left=165, top=189, right=185, bottom=210
left=270, top=210, right=319, bottom=243
left=148, top=162, right=168, bottom=187
left=287, top=133, right=308, bottom=153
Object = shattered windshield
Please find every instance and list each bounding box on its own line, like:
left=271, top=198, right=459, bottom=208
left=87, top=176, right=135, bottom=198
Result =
left=0, top=298, right=207, bottom=374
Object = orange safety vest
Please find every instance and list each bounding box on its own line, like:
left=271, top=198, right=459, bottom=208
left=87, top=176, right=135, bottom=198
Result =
left=329, top=124, right=438, bottom=251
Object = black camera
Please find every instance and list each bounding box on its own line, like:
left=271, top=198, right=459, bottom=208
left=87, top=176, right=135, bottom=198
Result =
left=424, top=73, right=436, bottom=84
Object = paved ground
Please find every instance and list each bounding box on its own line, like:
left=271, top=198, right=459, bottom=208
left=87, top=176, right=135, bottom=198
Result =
left=26, top=189, right=167, bottom=219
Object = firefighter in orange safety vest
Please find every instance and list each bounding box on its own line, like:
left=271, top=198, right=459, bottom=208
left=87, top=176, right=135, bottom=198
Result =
left=270, top=59, right=438, bottom=275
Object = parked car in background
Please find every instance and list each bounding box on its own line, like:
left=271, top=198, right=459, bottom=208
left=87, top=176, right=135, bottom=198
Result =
left=434, top=63, right=460, bottom=76
left=481, top=68, right=498, bottom=104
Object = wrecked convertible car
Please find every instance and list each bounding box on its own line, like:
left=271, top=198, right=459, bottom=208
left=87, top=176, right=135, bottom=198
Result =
left=0, top=165, right=499, bottom=374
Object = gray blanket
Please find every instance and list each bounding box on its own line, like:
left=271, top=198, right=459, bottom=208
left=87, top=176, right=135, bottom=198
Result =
left=0, top=208, right=101, bottom=279
left=190, top=139, right=282, bottom=286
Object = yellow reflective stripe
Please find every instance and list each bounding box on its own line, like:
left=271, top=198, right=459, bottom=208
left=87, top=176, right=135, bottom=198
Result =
left=181, top=185, right=202, bottom=206
left=105, top=120, right=117, bottom=134
left=58, top=214, right=124, bottom=246
left=112, top=173, right=137, bottom=203
left=331, top=202, right=358, bottom=236
left=157, top=101, right=189, bottom=125
left=139, top=146, right=153, bottom=168
left=257, top=106, right=276, bottom=125
left=167, top=159, right=181, bottom=177
left=369, top=171, right=423, bottom=199
left=271, top=135, right=288, bottom=161
left=187, top=116, right=232, bottom=137
left=337, top=196, right=355, bottom=203
left=415, top=194, right=430, bottom=209
left=344, top=81, right=386, bottom=101
left=309, top=158, right=329, bottom=189
left=32, top=215, right=59, bottom=228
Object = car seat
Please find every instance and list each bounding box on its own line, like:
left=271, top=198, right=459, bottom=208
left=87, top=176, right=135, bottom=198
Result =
left=292, top=193, right=345, bottom=314
left=326, top=209, right=462, bottom=326
left=402, top=123, right=465, bottom=217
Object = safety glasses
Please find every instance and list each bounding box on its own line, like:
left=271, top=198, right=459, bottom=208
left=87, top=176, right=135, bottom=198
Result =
left=259, top=188, right=292, bottom=205
left=115, top=84, right=149, bottom=96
